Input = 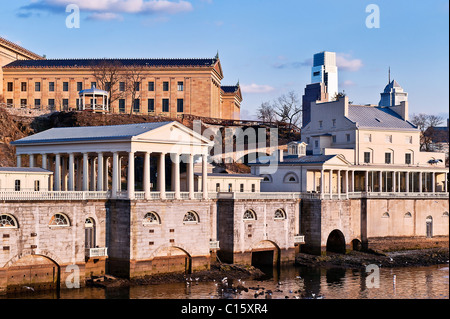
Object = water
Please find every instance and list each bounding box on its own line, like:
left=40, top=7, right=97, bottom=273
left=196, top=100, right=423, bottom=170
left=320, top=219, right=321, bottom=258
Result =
left=3, top=264, right=448, bottom=300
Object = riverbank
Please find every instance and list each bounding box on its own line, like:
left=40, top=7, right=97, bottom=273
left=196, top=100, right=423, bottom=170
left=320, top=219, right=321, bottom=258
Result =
left=295, top=247, right=449, bottom=269
left=87, top=263, right=265, bottom=289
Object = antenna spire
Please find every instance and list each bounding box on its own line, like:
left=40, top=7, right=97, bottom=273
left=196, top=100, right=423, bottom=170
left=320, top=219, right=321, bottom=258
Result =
left=388, top=66, right=391, bottom=83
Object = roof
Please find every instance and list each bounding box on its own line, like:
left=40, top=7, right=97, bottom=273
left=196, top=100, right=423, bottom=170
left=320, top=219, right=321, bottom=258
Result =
left=79, top=86, right=108, bottom=96
left=347, top=105, right=417, bottom=130
left=11, top=122, right=172, bottom=145
left=0, top=167, right=52, bottom=174
left=0, top=36, right=44, bottom=60
left=3, top=58, right=219, bottom=69
left=194, top=173, right=262, bottom=179
left=383, top=79, right=402, bottom=92
left=221, top=85, right=239, bottom=93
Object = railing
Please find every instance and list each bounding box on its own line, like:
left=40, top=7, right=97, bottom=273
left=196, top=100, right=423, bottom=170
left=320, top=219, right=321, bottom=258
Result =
left=85, top=247, right=108, bottom=258
left=209, top=240, right=220, bottom=250
left=0, top=191, right=111, bottom=201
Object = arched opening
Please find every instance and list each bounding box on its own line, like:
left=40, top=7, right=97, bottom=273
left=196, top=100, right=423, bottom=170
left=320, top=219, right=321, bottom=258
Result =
left=6, top=254, right=60, bottom=294
left=152, top=246, right=192, bottom=274
left=426, top=216, right=433, bottom=238
left=251, top=241, right=280, bottom=276
left=351, top=239, right=362, bottom=251
left=326, top=230, right=346, bottom=254
left=85, top=218, right=96, bottom=249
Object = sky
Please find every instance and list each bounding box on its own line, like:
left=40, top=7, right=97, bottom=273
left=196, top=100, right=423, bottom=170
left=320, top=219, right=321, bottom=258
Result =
left=1, top=0, right=448, bottom=121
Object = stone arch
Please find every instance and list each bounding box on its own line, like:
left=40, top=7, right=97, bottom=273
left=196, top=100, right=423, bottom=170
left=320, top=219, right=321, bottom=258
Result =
left=351, top=238, right=362, bottom=251
left=150, top=245, right=193, bottom=274
left=4, top=252, right=61, bottom=294
left=250, top=240, right=281, bottom=268
left=326, top=229, right=346, bottom=254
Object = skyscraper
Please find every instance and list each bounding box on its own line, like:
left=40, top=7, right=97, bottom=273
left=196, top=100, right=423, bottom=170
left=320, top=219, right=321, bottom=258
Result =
left=311, top=51, right=338, bottom=101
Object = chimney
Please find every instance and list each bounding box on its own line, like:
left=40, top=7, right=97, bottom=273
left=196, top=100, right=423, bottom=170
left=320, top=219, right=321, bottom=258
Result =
left=278, top=149, right=284, bottom=162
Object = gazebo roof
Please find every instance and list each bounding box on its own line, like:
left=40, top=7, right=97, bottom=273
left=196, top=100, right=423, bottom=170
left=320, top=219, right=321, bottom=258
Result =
left=79, top=85, right=108, bottom=96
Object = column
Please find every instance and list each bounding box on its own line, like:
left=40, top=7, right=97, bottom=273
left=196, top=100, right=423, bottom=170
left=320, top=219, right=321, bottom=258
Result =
left=29, top=154, right=34, bottom=168
left=345, top=170, right=349, bottom=199
left=351, top=170, right=355, bottom=193
left=337, top=170, right=341, bottom=198
left=445, top=172, right=448, bottom=193
left=41, top=154, right=47, bottom=169
left=188, top=154, right=195, bottom=199
left=158, top=152, right=166, bottom=199
left=202, top=154, right=208, bottom=199
left=173, top=153, right=180, bottom=199
left=329, top=169, right=333, bottom=197
left=83, top=153, right=89, bottom=191
left=406, top=171, right=410, bottom=193
left=128, top=151, right=135, bottom=200
left=97, top=153, right=104, bottom=191
left=54, top=154, right=61, bottom=191
left=419, top=172, right=423, bottom=193
left=392, top=171, right=396, bottom=193
left=61, top=156, right=67, bottom=191
left=68, top=153, right=75, bottom=191
left=365, top=170, right=369, bottom=192
left=379, top=171, right=383, bottom=192
left=112, top=152, right=119, bottom=198
left=16, top=155, right=21, bottom=167
left=143, top=152, right=151, bottom=200
left=320, top=169, right=324, bottom=199
left=432, top=172, right=436, bottom=193
left=103, top=157, right=109, bottom=191
left=90, top=157, right=96, bottom=191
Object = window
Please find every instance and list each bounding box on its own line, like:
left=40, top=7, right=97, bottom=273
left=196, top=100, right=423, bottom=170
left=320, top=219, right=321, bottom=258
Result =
left=62, top=99, right=69, bottom=110
left=443, top=212, right=449, bottom=217
left=284, top=173, right=298, bottom=183
left=404, top=212, right=412, bottom=218
left=405, top=136, right=413, bottom=144
left=105, top=82, right=111, bottom=92
left=364, top=134, right=372, bottom=142
left=133, top=99, right=140, bottom=113
left=148, top=99, right=155, bottom=113
left=313, top=71, right=320, bottom=76
left=183, top=211, right=199, bottom=223
left=148, top=81, right=155, bottom=91
left=119, top=82, right=125, bottom=92
left=162, top=99, right=169, bottom=112
left=261, top=175, right=272, bottom=183
left=21, top=82, right=27, bottom=92
left=228, top=184, right=233, bottom=192
left=49, top=213, right=70, bottom=227
left=243, top=210, right=256, bottom=220
left=134, top=82, right=140, bottom=91
left=319, top=121, right=323, bottom=129
left=48, top=99, right=55, bottom=109
left=34, top=99, right=41, bottom=108
left=274, top=209, right=286, bottom=220
left=77, top=82, right=83, bottom=91
left=346, top=134, right=350, bottom=142
left=177, top=99, right=184, bottom=113
left=385, top=135, right=392, bottom=143
left=306, top=137, right=310, bottom=144
left=7, top=82, right=13, bottom=92
left=364, top=152, right=371, bottom=163
left=34, top=180, right=40, bottom=192
left=163, top=82, right=169, bottom=91
left=240, top=184, right=244, bottom=192
left=382, top=212, right=390, bottom=218
left=119, top=99, right=125, bottom=113
left=6, top=99, right=13, bottom=106
left=35, top=82, right=41, bottom=92
left=332, top=135, right=337, bottom=143
left=91, top=82, right=97, bottom=88
left=252, top=184, right=256, bottom=192
left=20, top=99, right=27, bottom=107
left=143, top=212, right=160, bottom=225
left=63, top=82, right=69, bottom=91
left=405, top=153, right=412, bottom=165
left=216, top=183, right=220, bottom=192
left=0, top=214, right=18, bottom=228
left=332, top=119, right=336, bottom=127
left=177, top=81, right=184, bottom=91
left=49, top=82, right=55, bottom=92
left=314, top=140, right=319, bottom=148
left=385, top=152, right=392, bottom=164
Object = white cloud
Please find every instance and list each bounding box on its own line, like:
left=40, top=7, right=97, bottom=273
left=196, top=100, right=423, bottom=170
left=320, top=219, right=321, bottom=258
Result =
left=341, top=80, right=356, bottom=88
left=241, top=84, right=275, bottom=94
left=336, top=53, right=363, bottom=72
left=21, top=0, right=193, bottom=15
left=86, top=12, right=124, bottom=21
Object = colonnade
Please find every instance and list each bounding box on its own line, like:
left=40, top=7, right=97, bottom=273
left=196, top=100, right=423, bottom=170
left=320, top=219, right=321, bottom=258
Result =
left=17, top=151, right=209, bottom=200
left=316, top=168, right=448, bottom=199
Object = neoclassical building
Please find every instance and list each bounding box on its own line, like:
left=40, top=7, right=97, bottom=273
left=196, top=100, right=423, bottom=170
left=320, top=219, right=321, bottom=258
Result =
left=0, top=37, right=242, bottom=120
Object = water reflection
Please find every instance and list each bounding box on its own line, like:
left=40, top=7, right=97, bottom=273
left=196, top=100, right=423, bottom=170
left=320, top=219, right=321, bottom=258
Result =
left=1, top=264, right=448, bottom=300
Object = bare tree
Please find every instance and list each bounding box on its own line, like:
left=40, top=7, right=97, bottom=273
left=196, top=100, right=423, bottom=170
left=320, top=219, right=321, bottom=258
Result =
left=256, top=101, right=277, bottom=124
left=124, top=65, right=146, bottom=115
left=91, top=60, right=125, bottom=111
left=273, top=91, right=302, bottom=137
left=411, top=113, right=444, bottom=151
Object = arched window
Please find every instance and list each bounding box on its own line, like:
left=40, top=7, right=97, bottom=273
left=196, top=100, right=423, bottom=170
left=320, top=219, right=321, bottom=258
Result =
left=0, top=214, right=18, bottom=228
left=261, top=175, right=272, bottom=183
left=243, top=210, right=256, bottom=221
left=183, top=211, right=199, bottom=223
left=284, top=172, right=298, bottom=183
left=404, top=212, right=412, bottom=218
left=85, top=218, right=95, bottom=227
left=443, top=212, right=449, bottom=217
left=143, top=212, right=161, bottom=225
left=49, top=213, right=70, bottom=227
left=274, top=209, right=286, bottom=220
left=382, top=212, right=390, bottom=218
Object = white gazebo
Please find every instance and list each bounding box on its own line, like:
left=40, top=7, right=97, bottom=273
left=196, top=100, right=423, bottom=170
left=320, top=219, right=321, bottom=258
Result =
left=78, top=85, right=109, bottom=113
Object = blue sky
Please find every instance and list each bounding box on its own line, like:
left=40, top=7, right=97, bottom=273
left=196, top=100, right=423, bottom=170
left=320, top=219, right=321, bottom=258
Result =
left=1, top=0, right=448, bottom=121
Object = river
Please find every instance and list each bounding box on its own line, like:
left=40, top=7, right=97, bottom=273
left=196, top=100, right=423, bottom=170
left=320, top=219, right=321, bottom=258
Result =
left=2, top=264, right=448, bottom=300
